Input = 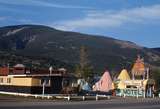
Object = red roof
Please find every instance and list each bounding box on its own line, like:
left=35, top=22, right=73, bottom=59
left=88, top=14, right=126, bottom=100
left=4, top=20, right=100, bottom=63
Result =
left=0, top=67, right=9, bottom=76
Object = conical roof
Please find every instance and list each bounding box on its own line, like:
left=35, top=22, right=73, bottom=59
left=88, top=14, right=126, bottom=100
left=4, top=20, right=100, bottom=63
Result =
left=93, top=70, right=112, bottom=92
left=117, top=81, right=125, bottom=89
left=131, top=55, right=145, bottom=76
left=118, top=69, right=131, bottom=81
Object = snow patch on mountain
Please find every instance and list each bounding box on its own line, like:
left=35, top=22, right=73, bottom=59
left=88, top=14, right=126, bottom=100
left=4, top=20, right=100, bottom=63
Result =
left=4, top=27, right=27, bottom=37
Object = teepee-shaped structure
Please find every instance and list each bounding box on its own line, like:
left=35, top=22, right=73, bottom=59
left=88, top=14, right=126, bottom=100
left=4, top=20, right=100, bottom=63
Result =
left=117, top=69, right=131, bottom=89
left=132, top=55, right=145, bottom=75
left=93, top=70, right=112, bottom=92
left=131, top=55, right=148, bottom=80
left=118, top=69, right=131, bottom=81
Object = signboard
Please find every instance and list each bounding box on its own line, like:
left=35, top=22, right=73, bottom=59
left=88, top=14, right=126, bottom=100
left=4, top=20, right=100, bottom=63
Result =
left=124, top=88, right=144, bottom=97
left=116, top=88, right=144, bottom=97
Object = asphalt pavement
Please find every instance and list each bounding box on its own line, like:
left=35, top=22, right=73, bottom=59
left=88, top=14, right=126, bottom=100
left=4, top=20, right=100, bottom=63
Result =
left=0, top=95, right=160, bottom=109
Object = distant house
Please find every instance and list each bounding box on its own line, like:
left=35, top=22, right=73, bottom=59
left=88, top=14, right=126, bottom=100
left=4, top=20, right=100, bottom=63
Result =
left=13, top=64, right=25, bottom=74
left=0, top=64, right=71, bottom=94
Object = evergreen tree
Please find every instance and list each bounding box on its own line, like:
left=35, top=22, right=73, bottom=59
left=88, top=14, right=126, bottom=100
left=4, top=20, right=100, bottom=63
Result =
left=75, top=65, right=82, bottom=78
left=75, top=46, right=93, bottom=80
left=80, top=46, right=89, bottom=69
left=151, top=68, right=160, bottom=90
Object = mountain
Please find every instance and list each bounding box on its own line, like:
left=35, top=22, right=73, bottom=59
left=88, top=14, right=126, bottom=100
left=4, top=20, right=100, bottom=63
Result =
left=0, top=24, right=160, bottom=73
left=152, top=48, right=160, bottom=52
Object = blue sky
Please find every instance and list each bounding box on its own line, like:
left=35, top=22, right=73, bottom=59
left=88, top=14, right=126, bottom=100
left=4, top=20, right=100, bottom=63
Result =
left=0, top=0, right=160, bottom=48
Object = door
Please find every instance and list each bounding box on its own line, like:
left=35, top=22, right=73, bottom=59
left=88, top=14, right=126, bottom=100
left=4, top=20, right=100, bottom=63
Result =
left=50, top=76, right=62, bottom=94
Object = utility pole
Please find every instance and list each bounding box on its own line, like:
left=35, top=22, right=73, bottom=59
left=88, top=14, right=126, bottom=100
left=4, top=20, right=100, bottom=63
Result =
left=42, top=80, right=46, bottom=95
left=7, top=63, right=10, bottom=74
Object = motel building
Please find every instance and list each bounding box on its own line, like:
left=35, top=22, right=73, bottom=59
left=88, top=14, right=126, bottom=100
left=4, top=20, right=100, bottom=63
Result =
left=0, top=64, right=74, bottom=94
left=115, top=55, right=155, bottom=98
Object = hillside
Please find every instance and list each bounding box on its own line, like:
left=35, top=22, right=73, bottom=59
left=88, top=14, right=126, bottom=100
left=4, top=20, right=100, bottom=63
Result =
left=152, top=48, right=160, bottom=52
left=0, top=25, right=160, bottom=73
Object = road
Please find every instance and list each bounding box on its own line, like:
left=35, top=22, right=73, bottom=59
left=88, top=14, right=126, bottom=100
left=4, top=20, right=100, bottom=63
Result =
left=0, top=96, right=160, bottom=109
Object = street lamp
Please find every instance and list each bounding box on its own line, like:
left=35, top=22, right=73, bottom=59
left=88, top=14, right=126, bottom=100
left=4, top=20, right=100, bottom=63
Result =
left=49, top=66, right=53, bottom=75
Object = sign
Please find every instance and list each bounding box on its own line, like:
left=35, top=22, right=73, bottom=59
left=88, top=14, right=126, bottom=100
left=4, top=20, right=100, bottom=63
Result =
left=116, top=88, right=144, bottom=97
left=124, top=88, right=143, bottom=96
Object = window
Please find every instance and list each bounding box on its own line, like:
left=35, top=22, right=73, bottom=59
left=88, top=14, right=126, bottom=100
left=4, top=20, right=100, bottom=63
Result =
left=7, top=78, right=11, bottom=83
left=0, top=78, right=3, bottom=83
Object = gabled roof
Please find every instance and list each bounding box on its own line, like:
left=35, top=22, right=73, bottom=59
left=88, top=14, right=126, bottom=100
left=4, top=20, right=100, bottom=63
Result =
left=14, top=64, right=25, bottom=68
